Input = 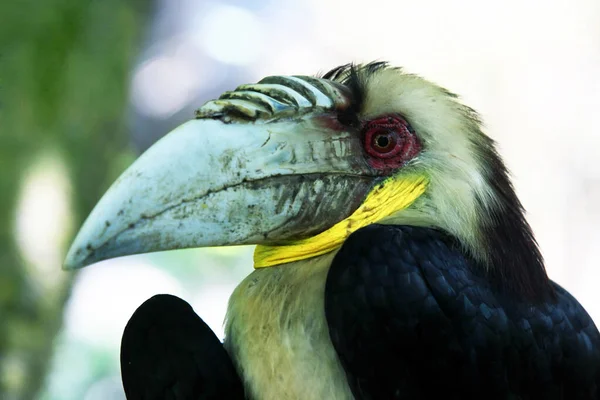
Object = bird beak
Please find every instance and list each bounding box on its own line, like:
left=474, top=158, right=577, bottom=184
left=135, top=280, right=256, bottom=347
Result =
left=64, top=76, right=385, bottom=270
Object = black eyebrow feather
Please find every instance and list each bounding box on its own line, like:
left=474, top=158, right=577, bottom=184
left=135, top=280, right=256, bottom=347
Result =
left=320, top=61, right=390, bottom=126
left=321, top=63, right=351, bottom=81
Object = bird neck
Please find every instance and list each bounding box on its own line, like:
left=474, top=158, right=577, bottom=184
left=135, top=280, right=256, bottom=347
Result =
left=225, top=252, right=353, bottom=399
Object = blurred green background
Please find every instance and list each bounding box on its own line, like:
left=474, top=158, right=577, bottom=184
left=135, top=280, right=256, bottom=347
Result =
left=1, top=2, right=150, bottom=398
left=1, top=0, right=599, bottom=398
left=1, top=1, right=252, bottom=398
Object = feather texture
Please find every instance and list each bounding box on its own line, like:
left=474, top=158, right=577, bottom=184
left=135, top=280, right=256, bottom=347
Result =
left=326, top=224, right=600, bottom=399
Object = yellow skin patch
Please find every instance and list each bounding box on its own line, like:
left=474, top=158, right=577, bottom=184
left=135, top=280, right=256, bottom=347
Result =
left=253, top=174, right=429, bottom=268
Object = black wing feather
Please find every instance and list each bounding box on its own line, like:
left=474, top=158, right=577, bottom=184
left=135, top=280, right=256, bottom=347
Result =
left=120, top=294, right=245, bottom=400
left=325, top=225, right=600, bottom=399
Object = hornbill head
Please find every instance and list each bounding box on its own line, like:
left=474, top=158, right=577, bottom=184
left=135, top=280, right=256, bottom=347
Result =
left=65, top=62, right=548, bottom=299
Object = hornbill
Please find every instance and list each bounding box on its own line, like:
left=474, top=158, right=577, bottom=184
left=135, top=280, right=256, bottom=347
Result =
left=64, top=62, right=600, bottom=399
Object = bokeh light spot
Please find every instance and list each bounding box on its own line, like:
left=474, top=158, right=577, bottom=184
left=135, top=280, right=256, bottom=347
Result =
left=197, top=5, right=265, bottom=65
left=131, top=56, right=202, bottom=118
left=64, top=257, right=185, bottom=348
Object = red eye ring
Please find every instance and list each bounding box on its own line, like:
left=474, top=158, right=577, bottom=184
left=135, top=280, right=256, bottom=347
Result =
left=362, top=115, right=421, bottom=170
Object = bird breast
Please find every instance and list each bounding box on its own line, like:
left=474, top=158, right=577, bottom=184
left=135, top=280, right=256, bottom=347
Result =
left=224, top=252, right=354, bottom=400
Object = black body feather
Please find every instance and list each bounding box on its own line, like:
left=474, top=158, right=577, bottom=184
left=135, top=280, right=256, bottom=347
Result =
left=325, top=224, right=600, bottom=399
left=120, top=294, right=244, bottom=400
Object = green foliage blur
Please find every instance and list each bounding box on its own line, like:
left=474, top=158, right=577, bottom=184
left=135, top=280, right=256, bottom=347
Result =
left=0, top=1, right=150, bottom=398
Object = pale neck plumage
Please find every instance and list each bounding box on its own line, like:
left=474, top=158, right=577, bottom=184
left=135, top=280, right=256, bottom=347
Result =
left=224, top=252, right=353, bottom=400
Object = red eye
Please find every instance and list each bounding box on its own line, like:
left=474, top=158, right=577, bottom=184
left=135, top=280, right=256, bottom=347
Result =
left=363, top=115, right=421, bottom=170
left=369, top=130, right=398, bottom=156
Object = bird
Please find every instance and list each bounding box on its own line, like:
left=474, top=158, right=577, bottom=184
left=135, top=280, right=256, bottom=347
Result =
left=64, top=62, right=600, bottom=399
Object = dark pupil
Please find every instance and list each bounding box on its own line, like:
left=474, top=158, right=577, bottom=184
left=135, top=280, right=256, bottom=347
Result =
left=376, top=134, right=390, bottom=148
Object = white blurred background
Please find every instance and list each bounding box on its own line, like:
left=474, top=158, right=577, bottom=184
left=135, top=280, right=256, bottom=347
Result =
left=24, top=0, right=599, bottom=398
